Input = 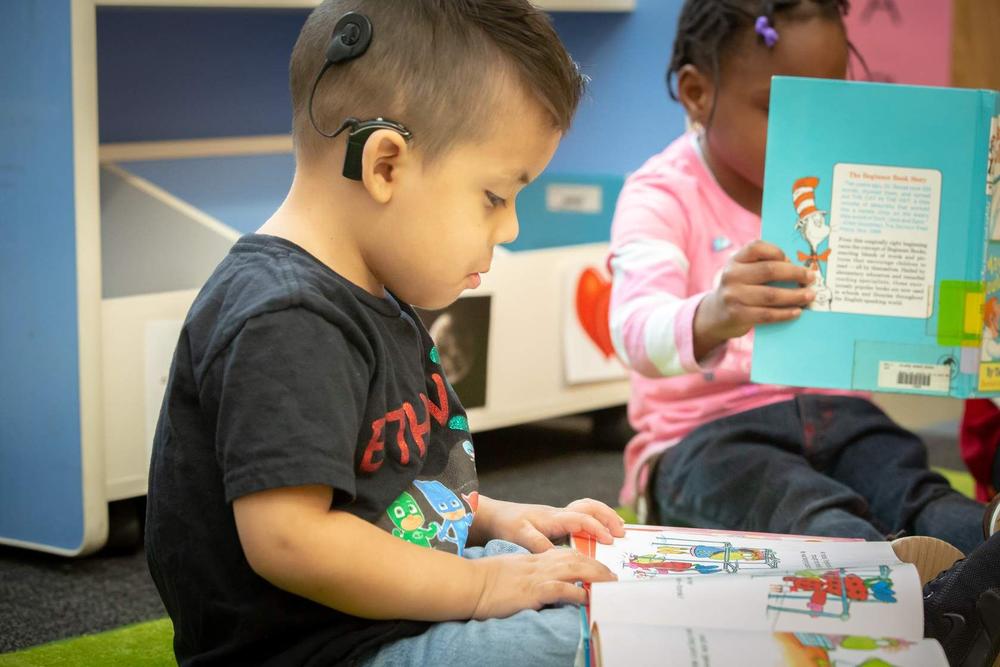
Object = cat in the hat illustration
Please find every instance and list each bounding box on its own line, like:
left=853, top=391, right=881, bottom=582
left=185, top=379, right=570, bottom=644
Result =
left=792, top=176, right=833, bottom=310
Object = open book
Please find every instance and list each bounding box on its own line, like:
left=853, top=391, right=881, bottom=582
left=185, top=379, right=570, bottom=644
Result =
left=753, top=77, right=1000, bottom=398
left=572, top=525, right=947, bottom=666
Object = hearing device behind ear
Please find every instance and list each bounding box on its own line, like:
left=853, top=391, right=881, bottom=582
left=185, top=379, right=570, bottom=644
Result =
left=307, top=12, right=413, bottom=181
left=333, top=117, right=414, bottom=181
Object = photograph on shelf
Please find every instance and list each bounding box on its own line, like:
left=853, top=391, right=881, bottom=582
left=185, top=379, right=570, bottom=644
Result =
left=417, top=295, right=492, bottom=410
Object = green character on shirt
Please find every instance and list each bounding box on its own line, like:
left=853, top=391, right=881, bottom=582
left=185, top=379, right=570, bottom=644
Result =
left=387, top=491, right=440, bottom=548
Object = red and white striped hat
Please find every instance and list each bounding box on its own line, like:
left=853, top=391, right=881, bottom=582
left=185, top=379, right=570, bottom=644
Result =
left=792, top=176, right=821, bottom=218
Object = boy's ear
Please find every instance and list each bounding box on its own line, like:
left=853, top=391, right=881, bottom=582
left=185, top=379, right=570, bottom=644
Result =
left=360, top=130, right=410, bottom=203
left=676, top=64, right=713, bottom=128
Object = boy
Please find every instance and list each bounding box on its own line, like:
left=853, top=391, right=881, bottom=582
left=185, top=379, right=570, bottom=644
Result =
left=145, top=1, right=623, bottom=665
left=147, top=2, right=1000, bottom=666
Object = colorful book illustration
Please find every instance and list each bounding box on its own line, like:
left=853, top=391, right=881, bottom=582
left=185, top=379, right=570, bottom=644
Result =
left=589, top=626, right=947, bottom=667
left=753, top=77, right=1000, bottom=397
left=573, top=525, right=947, bottom=667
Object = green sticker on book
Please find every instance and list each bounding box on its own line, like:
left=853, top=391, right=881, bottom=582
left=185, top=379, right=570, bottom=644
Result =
left=937, top=280, right=983, bottom=347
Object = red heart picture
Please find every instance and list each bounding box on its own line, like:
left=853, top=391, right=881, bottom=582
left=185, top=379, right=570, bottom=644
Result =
left=576, top=267, right=615, bottom=359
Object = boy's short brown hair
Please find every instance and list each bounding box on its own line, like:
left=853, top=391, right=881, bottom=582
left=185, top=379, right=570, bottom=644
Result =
left=289, top=0, right=586, bottom=164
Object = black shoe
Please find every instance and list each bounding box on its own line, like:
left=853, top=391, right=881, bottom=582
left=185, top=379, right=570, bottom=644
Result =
left=923, top=532, right=1000, bottom=667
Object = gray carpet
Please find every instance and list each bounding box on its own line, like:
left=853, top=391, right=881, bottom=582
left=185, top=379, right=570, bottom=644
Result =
left=0, top=415, right=625, bottom=654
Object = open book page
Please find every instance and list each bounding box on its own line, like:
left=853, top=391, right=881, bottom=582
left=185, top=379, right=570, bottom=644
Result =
left=591, top=625, right=947, bottom=667
left=580, top=525, right=895, bottom=581
left=588, top=561, right=923, bottom=639
left=576, top=527, right=924, bottom=639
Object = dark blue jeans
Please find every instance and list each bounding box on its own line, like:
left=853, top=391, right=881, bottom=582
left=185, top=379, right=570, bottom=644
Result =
left=653, top=395, right=986, bottom=555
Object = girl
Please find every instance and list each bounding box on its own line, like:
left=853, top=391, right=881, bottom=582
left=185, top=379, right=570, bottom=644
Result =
left=608, top=8, right=1000, bottom=663
left=609, top=0, right=995, bottom=556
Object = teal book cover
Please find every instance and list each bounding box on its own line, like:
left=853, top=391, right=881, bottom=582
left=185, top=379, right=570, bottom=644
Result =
left=752, top=77, right=1000, bottom=397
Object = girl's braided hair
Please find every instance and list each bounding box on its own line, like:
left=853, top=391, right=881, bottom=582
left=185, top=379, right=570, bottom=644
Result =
left=666, top=0, right=864, bottom=120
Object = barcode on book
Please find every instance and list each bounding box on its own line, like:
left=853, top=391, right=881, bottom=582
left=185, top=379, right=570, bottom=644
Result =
left=877, top=361, right=950, bottom=393
left=897, top=371, right=931, bottom=387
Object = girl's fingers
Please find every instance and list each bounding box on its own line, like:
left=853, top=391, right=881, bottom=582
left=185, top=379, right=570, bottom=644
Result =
left=733, top=240, right=787, bottom=263
left=738, top=285, right=815, bottom=309
left=736, top=305, right=804, bottom=325
left=734, top=260, right=813, bottom=287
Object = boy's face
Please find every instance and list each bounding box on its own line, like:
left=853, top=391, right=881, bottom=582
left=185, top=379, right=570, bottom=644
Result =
left=364, top=89, right=561, bottom=310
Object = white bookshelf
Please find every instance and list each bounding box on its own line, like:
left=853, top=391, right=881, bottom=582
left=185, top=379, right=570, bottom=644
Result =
left=2, top=0, right=633, bottom=555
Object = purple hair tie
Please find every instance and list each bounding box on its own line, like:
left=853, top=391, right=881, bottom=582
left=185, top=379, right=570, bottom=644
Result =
left=755, top=15, right=779, bottom=48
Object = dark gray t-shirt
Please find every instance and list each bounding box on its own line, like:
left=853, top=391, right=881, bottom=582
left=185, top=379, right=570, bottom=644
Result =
left=146, top=234, right=479, bottom=666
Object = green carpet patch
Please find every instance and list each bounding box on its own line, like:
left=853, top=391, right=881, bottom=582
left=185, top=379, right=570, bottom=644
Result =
left=935, top=466, right=976, bottom=499
left=0, top=618, right=173, bottom=667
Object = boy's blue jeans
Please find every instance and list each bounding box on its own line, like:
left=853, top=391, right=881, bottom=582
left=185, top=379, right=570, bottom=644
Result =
left=358, top=540, right=581, bottom=667
left=653, top=395, right=986, bottom=555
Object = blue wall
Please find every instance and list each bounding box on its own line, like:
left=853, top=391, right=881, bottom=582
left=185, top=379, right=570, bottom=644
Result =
left=0, top=0, right=86, bottom=550
left=97, top=8, right=304, bottom=142
left=96, top=2, right=687, bottom=176
left=549, top=8, right=685, bottom=173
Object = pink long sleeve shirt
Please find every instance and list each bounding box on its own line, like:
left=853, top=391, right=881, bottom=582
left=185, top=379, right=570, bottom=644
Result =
left=608, top=133, right=860, bottom=506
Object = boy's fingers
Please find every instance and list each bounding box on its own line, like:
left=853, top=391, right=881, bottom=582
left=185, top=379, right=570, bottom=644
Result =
left=538, top=581, right=588, bottom=607
left=519, top=529, right=555, bottom=554
left=566, top=499, right=626, bottom=537
left=546, top=552, right=615, bottom=585
left=599, top=510, right=627, bottom=538
left=560, top=553, right=617, bottom=583
left=553, top=513, right=614, bottom=544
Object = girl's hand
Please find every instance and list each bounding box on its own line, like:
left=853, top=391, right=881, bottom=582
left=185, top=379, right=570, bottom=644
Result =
left=470, top=549, right=617, bottom=619
left=694, top=240, right=815, bottom=358
left=476, top=497, right=626, bottom=553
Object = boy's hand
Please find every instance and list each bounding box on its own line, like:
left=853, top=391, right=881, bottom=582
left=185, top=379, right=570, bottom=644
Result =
left=475, top=497, right=626, bottom=553
left=694, top=240, right=815, bottom=358
left=234, top=486, right=613, bottom=623
left=470, top=549, right=617, bottom=619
